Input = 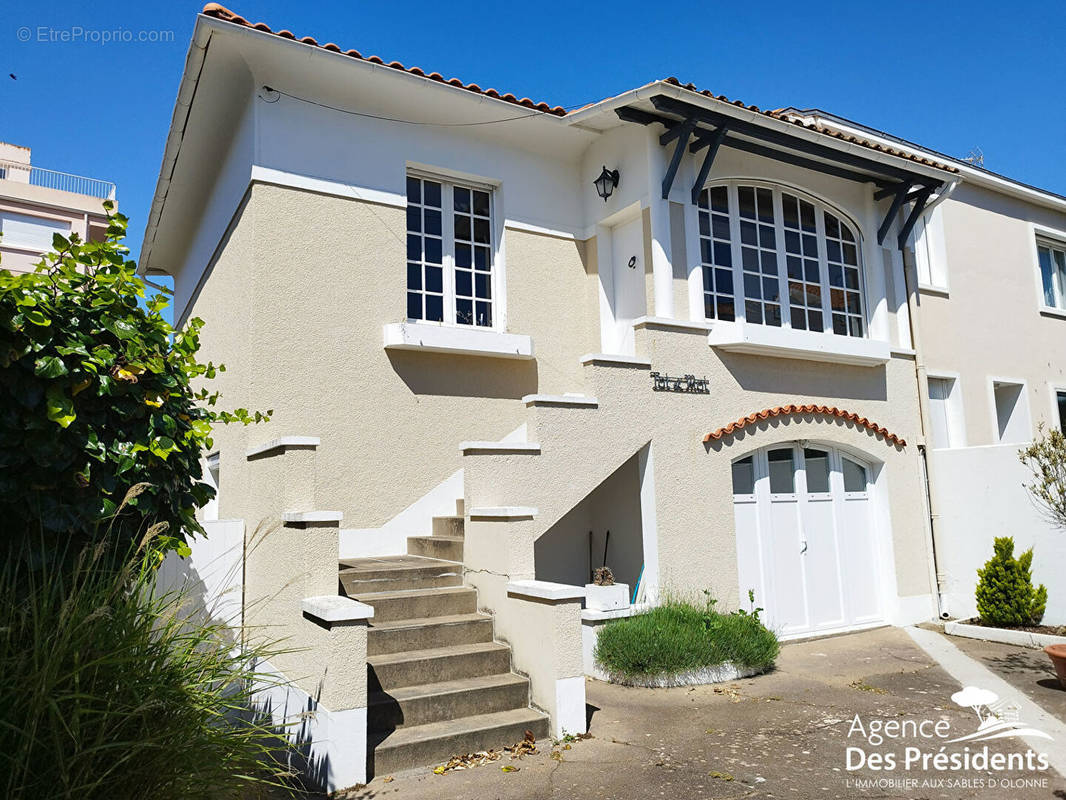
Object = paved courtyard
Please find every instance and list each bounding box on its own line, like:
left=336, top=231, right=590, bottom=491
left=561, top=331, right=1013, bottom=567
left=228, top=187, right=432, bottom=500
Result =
left=343, top=627, right=1064, bottom=800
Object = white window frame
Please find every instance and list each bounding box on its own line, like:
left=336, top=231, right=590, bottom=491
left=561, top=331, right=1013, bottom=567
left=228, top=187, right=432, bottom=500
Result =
left=405, top=168, right=501, bottom=331
left=926, top=371, right=966, bottom=449
left=1034, top=231, right=1066, bottom=317
left=1048, top=383, right=1066, bottom=435
left=695, top=180, right=868, bottom=338
left=987, top=376, right=1032, bottom=445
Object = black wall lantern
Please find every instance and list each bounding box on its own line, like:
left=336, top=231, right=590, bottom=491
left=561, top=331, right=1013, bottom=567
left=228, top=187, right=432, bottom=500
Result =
left=593, top=165, right=619, bottom=202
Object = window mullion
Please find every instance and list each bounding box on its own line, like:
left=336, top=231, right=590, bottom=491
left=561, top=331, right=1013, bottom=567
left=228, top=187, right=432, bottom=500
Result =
left=1055, top=246, right=1066, bottom=311
left=815, top=208, right=832, bottom=331
left=443, top=184, right=457, bottom=326
left=727, top=183, right=746, bottom=323
left=772, top=188, right=791, bottom=329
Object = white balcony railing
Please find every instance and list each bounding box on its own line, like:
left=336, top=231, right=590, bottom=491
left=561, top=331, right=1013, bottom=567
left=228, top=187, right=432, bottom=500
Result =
left=0, top=161, right=115, bottom=201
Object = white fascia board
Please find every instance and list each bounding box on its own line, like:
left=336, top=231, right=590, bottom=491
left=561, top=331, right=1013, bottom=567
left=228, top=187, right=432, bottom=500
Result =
left=383, top=322, right=533, bottom=360
left=506, top=579, right=585, bottom=601
left=709, top=321, right=890, bottom=367
left=302, top=595, right=374, bottom=623
left=246, top=436, right=321, bottom=458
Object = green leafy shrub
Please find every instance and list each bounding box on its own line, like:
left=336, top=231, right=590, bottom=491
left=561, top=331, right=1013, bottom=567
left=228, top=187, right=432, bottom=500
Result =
left=0, top=524, right=295, bottom=799
left=975, top=537, right=1048, bottom=627
left=593, top=593, right=779, bottom=683
left=0, top=205, right=268, bottom=559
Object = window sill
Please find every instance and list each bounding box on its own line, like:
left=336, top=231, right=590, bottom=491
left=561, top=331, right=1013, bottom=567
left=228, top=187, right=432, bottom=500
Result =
left=918, top=284, right=950, bottom=298
left=1039, top=306, right=1066, bottom=320
left=383, top=321, right=534, bottom=359
left=708, top=321, right=890, bottom=367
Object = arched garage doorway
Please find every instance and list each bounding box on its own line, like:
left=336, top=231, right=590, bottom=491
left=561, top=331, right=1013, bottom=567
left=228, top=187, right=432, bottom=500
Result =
left=732, top=443, right=884, bottom=638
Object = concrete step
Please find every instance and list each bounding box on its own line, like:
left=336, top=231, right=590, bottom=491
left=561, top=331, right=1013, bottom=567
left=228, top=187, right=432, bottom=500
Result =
left=407, top=535, right=463, bottom=562
left=368, top=613, right=493, bottom=656
left=368, top=642, right=511, bottom=691
left=358, top=585, right=476, bottom=623
left=340, top=558, right=462, bottom=595
left=431, top=515, right=464, bottom=538
left=369, top=707, right=549, bottom=776
left=368, top=672, right=530, bottom=730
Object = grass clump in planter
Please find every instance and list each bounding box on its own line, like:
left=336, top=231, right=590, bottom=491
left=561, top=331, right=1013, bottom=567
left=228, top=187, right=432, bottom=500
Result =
left=593, top=592, right=779, bottom=686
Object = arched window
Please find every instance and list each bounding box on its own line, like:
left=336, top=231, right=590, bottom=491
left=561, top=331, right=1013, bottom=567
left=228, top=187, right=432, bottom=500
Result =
left=697, top=183, right=865, bottom=337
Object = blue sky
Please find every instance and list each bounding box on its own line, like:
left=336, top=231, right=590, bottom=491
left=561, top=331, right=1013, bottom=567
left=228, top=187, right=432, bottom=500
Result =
left=4, top=0, right=1065, bottom=277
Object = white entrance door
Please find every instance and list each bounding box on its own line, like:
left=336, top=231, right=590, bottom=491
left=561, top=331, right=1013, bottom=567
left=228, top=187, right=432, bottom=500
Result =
left=604, top=214, right=646, bottom=355
left=732, top=444, right=882, bottom=638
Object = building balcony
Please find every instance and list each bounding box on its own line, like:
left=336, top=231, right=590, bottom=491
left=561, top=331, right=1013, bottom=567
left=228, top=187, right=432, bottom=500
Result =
left=0, top=160, right=115, bottom=202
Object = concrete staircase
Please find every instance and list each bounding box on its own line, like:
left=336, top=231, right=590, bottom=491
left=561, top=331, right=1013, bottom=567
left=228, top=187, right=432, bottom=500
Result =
left=339, top=500, right=549, bottom=776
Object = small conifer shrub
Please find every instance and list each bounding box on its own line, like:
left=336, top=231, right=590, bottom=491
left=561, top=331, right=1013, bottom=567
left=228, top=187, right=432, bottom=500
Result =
left=975, top=537, right=1047, bottom=627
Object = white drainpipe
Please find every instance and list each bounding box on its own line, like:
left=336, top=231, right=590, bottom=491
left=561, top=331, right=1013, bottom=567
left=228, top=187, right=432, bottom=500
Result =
left=901, top=178, right=960, bottom=620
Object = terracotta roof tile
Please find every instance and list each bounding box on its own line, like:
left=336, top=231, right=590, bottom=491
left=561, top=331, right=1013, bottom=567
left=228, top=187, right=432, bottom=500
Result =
left=200, top=4, right=568, bottom=116
left=661, top=77, right=957, bottom=174
left=702, top=404, right=907, bottom=448
left=199, top=6, right=956, bottom=172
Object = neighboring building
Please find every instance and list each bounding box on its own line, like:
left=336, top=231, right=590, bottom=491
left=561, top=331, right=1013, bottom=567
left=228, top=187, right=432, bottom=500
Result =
left=0, top=142, right=115, bottom=273
left=141, top=5, right=1066, bottom=791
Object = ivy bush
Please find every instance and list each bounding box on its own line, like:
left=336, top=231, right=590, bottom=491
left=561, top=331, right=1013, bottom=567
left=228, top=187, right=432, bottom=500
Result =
left=0, top=204, right=268, bottom=559
left=975, top=537, right=1047, bottom=627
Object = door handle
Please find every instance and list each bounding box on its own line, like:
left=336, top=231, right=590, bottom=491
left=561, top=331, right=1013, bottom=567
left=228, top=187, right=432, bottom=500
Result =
left=800, top=540, right=808, bottom=555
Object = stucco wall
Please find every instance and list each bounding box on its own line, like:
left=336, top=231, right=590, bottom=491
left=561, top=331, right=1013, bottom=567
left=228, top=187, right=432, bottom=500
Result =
left=191, top=182, right=598, bottom=532
left=919, top=183, right=1066, bottom=447
left=929, top=443, right=1066, bottom=625
left=464, top=325, right=933, bottom=613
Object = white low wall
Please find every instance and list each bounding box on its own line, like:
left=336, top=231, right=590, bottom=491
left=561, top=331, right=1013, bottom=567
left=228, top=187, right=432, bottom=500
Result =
left=928, top=444, right=1066, bottom=625
left=157, top=518, right=245, bottom=626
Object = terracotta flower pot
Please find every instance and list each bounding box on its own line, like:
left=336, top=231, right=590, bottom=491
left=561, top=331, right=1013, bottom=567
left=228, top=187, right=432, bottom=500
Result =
left=1045, top=644, right=1066, bottom=689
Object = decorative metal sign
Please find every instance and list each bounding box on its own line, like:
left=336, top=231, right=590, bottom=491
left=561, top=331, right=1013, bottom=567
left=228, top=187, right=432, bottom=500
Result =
left=651, top=372, right=710, bottom=394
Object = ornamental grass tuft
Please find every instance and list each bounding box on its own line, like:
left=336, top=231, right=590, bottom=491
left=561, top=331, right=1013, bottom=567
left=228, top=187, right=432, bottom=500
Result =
left=0, top=535, right=297, bottom=800
left=593, top=592, right=779, bottom=683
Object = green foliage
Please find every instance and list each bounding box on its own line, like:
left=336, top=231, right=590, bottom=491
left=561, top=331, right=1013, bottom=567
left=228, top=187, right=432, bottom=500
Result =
left=975, top=537, right=1048, bottom=627
left=0, top=204, right=269, bottom=558
left=0, top=534, right=296, bottom=799
left=1020, top=425, right=1066, bottom=532
left=593, top=592, right=779, bottom=682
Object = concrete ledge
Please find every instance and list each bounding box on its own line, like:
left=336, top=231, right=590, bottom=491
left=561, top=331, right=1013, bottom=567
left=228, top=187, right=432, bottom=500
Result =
left=469, top=506, right=538, bottom=520
left=579, top=352, right=652, bottom=368
left=246, top=436, right=320, bottom=458
left=944, top=620, right=1066, bottom=650
left=460, top=441, right=541, bottom=455
left=601, top=662, right=768, bottom=688
left=302, top=595, right=374, bottom=623
left=384, top=321, right=534, bottom=359
left=507, top=579, right=585, bottom=601
left=709, top=321, right=890, bottom=367
left=282, top=510, right=343, bottom=523
left=633, top=315, right=711, bottom=334
left=522, top=393, right=598, bottom=407
left=581, top=607, right=635, bottom=622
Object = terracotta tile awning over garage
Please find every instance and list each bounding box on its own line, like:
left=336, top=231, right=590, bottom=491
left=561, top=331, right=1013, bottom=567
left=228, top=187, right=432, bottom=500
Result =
left=703, top=405, right=907, bottom=448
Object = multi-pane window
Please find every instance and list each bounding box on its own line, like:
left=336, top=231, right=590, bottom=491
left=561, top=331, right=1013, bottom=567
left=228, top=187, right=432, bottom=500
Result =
left=738, top=186, right=781, bottom=327
left=696, top=182, right=865, bottom=338
left=783, top=193, right=822, bottom=332
left=697, top=186, right=735, bottom=321
left=1037, top=242, right=1066, bottom=311
left=406, top=174, right=494, bottom=327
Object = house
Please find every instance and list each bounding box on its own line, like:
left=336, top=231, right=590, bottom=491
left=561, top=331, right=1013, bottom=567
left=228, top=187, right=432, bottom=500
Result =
left=141, top=5, right=1066, bottom=791
left=0, top=142, right=115, bottom=273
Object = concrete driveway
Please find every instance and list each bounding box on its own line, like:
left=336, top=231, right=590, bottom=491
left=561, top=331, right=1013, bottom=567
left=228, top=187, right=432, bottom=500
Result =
left=342, top=626, right=1064, bottom=800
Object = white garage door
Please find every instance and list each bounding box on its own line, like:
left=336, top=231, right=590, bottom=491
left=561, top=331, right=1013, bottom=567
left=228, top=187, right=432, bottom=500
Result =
left=732, top=444, right=883, bottom=638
